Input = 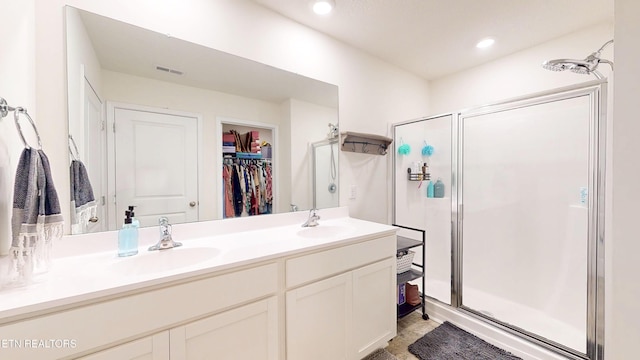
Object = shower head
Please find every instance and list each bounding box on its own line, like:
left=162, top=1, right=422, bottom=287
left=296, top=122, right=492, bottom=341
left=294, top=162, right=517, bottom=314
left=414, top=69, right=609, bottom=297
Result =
left=542, top=40, right=614, bottom=79
left=541, top=59, right=590, bottom=72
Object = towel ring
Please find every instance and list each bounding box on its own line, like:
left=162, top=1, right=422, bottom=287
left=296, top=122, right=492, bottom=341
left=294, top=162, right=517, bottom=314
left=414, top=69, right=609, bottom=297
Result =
left=68, top=134, right=80, bottom=161
left=14, top=107, right=42, bottom=150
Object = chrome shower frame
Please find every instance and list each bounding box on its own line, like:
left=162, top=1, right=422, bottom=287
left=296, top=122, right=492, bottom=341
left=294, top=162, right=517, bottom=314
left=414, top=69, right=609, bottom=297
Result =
left=392, top=80, right=607, bottom=360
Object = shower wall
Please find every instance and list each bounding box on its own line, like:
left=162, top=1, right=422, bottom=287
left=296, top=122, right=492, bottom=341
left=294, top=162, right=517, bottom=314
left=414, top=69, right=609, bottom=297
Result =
left=393, top=114, right=453, bottom=305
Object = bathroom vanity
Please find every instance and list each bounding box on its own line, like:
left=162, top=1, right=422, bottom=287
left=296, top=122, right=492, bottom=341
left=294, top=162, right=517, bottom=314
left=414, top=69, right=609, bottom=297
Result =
left=0, top=208, right=397, bottom=360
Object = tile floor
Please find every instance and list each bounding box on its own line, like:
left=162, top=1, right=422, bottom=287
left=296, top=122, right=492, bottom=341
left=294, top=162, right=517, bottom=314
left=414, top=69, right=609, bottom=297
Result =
left=385, top=310, right=440, bottom=360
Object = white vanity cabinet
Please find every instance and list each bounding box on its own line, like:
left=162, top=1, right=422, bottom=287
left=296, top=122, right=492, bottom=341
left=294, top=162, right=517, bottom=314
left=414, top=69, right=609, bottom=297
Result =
left=351, top=258, right=397, bottom=358
left=76, top=332, right=170, bottom=360
left=78, top=297, right=279, bottom=360
left=285, top=235, right=396, bottom=360
left=169, top=297, right=279, bottom=360
left=287, top=272, right=353, bottom=360
left=0, top=217, right=397, bottom=360
left=0, top=263, right=279, bottom=360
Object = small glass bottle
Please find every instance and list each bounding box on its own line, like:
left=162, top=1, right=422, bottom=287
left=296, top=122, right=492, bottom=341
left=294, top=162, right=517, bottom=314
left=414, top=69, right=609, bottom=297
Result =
left=118, top=211, right=139, bottom=257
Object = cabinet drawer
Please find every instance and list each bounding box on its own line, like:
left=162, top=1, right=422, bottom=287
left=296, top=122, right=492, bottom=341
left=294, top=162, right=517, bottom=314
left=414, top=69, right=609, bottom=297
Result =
left=286, top=235, right=395, bottom=288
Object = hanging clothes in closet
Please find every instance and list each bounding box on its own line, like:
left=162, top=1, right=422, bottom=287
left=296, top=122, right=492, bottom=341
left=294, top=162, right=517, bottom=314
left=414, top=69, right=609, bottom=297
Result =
left=222, top=159, right=273, bottom=218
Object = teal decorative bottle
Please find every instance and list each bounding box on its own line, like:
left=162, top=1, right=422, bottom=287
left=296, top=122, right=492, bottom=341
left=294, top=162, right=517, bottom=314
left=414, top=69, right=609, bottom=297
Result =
left=434, top=178, right=445, bottom=198
left=427, top=181, right=434, bottom=198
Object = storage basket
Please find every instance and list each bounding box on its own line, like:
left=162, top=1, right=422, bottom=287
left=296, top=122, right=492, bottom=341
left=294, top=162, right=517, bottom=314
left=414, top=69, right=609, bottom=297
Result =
left=396, top=250, right=415, bottom=274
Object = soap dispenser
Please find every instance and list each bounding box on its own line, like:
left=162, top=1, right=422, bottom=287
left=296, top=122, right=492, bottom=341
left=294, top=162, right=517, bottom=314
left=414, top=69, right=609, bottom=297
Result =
left=128, top=205, right=140, bottom=228
left=118, top=210, right=139, bottom=257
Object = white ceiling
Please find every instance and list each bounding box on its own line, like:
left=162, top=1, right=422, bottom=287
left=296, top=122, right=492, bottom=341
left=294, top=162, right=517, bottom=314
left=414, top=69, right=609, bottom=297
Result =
left=77, top=9, right=338, bottom=108
left=251, top=0, right=614, bottom=80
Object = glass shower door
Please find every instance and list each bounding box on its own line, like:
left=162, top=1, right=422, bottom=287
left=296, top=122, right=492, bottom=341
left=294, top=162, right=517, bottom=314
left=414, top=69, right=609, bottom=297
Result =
left=459, top=92, right=599, bottom=355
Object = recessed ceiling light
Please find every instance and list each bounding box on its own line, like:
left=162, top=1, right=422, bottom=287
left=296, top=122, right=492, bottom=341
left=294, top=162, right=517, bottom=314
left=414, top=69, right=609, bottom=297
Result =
left=312, top=0, right=335, bottom=15
left=476, top=38, right=495, bottom=49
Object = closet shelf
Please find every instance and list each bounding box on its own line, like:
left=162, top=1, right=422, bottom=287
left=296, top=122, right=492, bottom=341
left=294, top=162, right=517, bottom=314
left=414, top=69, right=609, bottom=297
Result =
left=340, top=131, right=393, bottom=155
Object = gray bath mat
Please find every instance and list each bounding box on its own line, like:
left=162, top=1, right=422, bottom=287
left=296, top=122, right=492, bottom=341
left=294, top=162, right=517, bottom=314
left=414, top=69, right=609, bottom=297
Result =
left=408, top=321, right=522, bottom=360
left=363, top=348, right=398, bottom=360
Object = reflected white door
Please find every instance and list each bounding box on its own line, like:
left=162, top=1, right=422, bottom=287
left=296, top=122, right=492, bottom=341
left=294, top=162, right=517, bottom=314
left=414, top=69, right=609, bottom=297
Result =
left=84, top=78, right=105, bottom=233
left=114, top=107, right=198, bottom=227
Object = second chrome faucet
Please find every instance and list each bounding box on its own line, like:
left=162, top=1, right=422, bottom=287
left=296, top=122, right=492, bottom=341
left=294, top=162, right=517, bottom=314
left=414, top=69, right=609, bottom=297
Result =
left=302, top=209, right=320, bottom=227
left=149, top=217, right=183, bottom=251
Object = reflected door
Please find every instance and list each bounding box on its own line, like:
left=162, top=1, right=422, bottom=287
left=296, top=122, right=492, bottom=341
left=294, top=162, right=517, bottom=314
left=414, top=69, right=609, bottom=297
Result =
left=114, top=107, right=198, bottom=228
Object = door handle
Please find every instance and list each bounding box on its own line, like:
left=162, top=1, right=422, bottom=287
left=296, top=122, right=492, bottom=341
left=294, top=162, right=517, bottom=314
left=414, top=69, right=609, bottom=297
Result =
left=189, top=201, right=197, bottom=207
left=89, top=216, right=99, bottom=223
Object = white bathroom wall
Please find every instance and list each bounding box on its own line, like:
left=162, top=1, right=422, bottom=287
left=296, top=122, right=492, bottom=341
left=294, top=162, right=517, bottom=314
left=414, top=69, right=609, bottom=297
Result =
left=611, top=0, right=640, bottom=358
left=101, top=70, right=283, bottom=222
left=33, top=0, right=431, bottom=233
left=0, top=0, right=36, bottom=255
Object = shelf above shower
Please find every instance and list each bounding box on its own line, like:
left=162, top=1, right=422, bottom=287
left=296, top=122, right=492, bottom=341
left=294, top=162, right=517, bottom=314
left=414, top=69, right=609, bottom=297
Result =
left=341, top=131, right=393, bottom=155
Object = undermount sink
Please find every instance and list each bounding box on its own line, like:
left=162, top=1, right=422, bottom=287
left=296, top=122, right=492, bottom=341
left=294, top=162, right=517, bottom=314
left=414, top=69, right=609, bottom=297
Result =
left=297, top=225, right=353, bottom=239
left=109, top=246, right=220, bottom=276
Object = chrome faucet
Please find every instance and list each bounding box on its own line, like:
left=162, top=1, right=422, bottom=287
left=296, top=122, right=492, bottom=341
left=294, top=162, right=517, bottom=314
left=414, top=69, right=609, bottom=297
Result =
left=302, top=209, right=321, bottom=227
left=149, top=217, right=183, bottom=251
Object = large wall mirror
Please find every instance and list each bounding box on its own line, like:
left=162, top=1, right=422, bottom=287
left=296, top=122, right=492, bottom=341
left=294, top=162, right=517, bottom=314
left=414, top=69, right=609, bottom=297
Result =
left=65, top=6, right=339, bottom=234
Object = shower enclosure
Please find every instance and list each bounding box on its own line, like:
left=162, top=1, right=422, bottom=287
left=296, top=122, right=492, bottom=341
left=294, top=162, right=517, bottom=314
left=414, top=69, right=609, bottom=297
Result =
left=393, top=81, right=606, bottom=360
left=312, top=139, right=339, bottom=209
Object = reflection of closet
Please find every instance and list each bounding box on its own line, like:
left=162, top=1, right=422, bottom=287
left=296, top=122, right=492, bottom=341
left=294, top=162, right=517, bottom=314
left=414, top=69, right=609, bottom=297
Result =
left=221, top=124, right=274, bottom=218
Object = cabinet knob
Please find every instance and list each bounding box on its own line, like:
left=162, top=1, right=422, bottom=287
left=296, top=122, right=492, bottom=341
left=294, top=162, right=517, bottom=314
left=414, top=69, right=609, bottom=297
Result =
left=189, top=201, right=197, bottom=207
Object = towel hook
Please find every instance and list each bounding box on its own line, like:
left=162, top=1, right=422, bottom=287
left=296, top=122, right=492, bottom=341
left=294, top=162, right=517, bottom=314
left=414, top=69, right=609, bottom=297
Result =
left=14, top=107, right=42, bottom=150
left=68, top=134, right=80, bottom=161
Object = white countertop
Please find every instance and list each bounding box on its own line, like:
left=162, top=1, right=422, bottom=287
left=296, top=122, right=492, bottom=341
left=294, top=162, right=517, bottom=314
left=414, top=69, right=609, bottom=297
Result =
left=0, top=207, right=397, bottom=324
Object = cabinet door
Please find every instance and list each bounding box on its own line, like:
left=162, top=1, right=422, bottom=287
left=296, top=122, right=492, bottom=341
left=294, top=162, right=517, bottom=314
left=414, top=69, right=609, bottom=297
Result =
left=76, top=332, right=169, bottom=360
left=286, top=272, right=352, bottom=360
left=352, top=258, right=397, bottom=358
left=169, top=297, right=278, bottom=360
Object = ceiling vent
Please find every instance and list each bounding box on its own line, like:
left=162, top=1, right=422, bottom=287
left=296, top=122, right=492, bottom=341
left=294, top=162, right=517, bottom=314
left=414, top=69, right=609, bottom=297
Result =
left=155, top=65, right=184, bottom=75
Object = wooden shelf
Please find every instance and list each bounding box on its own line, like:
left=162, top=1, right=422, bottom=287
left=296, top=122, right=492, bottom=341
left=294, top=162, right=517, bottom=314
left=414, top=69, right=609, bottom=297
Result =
left=340, top=131, right=393, bottom=155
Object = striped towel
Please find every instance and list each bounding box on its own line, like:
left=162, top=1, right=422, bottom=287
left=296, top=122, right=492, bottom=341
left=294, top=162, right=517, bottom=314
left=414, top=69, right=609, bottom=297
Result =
left=8, top=148, right=63, bottom=283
